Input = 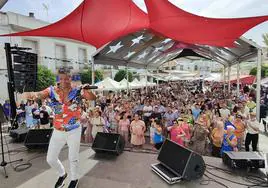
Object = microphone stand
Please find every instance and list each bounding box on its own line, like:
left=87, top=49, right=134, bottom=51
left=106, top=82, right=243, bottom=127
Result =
left=0, top=107, right=23, bottom=178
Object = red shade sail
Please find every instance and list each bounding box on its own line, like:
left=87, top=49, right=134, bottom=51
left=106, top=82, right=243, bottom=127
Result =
left=230, top=75, right=256, bottom=85
left=1, top=0, right=268, bottom=48
left=144, top=0, right=268, bottom=47
left=2, top=0, right=149, bottom=48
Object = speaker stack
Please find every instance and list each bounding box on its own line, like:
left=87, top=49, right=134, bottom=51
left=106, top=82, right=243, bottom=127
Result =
left=13, top=50, right=38, bottom=93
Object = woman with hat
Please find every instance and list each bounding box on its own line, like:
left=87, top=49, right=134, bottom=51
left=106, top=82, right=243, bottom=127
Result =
left=189, top=117, right=210, bottom=155
left=220, top=126, right=238, bottom=156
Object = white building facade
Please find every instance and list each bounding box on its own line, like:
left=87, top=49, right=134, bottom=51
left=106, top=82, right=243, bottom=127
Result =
left=0, top=11, right=96, bottom=101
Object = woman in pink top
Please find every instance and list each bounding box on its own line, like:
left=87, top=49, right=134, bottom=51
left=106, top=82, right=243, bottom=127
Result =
left=118, top=113, right=130, bottom=144
left=168, top=119, right=186, bottom=146
left=130, top=114, right=146, bottom=148
left=181, top=121, right=191, bottom=147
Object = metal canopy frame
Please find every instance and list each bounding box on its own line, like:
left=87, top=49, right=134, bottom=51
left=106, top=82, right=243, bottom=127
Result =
left=93, top=30, right=259, bottom=70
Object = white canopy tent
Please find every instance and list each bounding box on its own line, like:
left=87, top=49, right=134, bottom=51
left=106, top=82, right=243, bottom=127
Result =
left=119, top=78, right=128, bottom=89
left=95, top=77, right=122, bottom=91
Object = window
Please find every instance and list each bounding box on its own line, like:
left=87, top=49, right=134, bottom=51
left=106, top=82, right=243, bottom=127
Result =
left=194, top=65, right=198, bottom=71
left=55, top=44, right=66, bottom=60
left=23, top=39, right=38, bottom=54
left=78, top=48, right=87, bottom=63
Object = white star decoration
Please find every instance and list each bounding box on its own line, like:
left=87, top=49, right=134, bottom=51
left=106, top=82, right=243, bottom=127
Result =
left=106, top=42, right=124, bottom=54
left=137, top=51, right=148, bottom=60
left=162, top=38, right=172, bottom=44
left=154, top=58, right=161, bottom=63
left=148, top=54, right=158, bottom=62
left=167, top=53, right=174, bottom=57
left=153, top=46, right=163, bottom=53
left=124, top=51, right=135, bottom=59
left=131, top=35, right=145, bottom=47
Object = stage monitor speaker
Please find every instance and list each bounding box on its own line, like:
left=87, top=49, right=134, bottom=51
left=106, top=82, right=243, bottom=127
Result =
left=24, top=129, right=53, bottom=150
left=222, top=151, right=265, bottom=169
left=92, top=132, right=125, bottom=155
left=9, top=128, right=29, bottom=142
left=158, top=139, right=206, bottom=181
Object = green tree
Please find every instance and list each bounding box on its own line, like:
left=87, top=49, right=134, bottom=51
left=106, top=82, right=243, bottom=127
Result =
left=36, top=65, right=56, bottom=91
left=114, top=69, right=133, bottom=82
left=249, top=66, right=268, bottom=78
left=80, top=69, right=104, bottom=84
left=263, top=33, right=268, bottom=47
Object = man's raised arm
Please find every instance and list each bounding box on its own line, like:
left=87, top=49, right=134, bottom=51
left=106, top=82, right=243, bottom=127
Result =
left=22, top=87, right=50, bottom=101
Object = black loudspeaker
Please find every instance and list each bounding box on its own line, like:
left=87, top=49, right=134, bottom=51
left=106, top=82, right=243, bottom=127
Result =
left=13, top=50, right=38, bottom=92
left=158, top=139, right=206, bottom=181
left=222, top=151, right=265, bottom=169
left=24, top=129, right=53, bottom=149
left=92, top=132, right=125, bottom=155
left=9, top=128, right=29, bottom=142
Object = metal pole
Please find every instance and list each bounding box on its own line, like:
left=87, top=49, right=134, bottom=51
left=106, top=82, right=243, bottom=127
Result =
left=237, top=62, right=240, bottom=96
left=157, top=69, right=159, bottom=85
left=5, top=43, right=17, bottom=129
left=91, top=59, right=95, bottom=85
left=223, top=66, right=226, bottom=94
left=0, top=0, right=8, bottom=9
left=228, top=65, right=231, bottom=93
left=126, top=64, right=129, bottom=94
left=146, top=68, right=148, bottom=93
left=256, top=49, right=262, bottom=122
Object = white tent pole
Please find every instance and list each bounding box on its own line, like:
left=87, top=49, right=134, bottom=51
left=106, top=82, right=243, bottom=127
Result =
left=236, top=62, right=240, bottom=96
left=126, top=64, right=129, bottom=94
left=146, top=67, right=148, bottom=93
left=157, top=69, right=159, bottom=85
left=256, top=48, right=262, bottom=122
left=91, top=59, right=95, bottom=85
left=228, top=65, right=231, bottom=93
left=223, top=66, right=226, bottom=94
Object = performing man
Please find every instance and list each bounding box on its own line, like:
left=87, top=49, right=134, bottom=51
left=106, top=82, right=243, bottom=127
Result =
left=23, top=67, right=96, bottom=188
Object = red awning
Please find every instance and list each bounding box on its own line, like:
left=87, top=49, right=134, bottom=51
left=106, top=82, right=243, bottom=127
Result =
left=2, top=0, right=149, bottom=48
left=1, top=0, right=268, bottom=48
left=230, top=75, right=256, bottom=85
left=144, top=0, right=268, bottom=47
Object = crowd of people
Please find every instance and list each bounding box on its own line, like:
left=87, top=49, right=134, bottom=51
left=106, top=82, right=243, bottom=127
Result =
left=78, top=81, right=264, bottom=157
left=2, top=80, right=267, bottom=158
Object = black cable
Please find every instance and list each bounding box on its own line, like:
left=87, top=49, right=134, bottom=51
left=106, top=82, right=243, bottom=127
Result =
left=200, top=173, right=230, bottom=188
left=206, top=163, right=268, bottom=187
left=13, top=152, right=46, bottom=172
left=206, top=169, right=265, bottom=187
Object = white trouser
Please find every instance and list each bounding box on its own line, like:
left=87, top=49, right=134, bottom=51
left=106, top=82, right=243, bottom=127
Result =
left=46, top=126, right=81, bottom=180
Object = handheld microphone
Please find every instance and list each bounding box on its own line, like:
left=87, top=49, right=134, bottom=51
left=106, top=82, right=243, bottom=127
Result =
left=82, top=85, right=98, bottom=90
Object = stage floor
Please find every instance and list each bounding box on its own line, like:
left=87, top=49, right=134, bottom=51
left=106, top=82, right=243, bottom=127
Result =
left=1, top=134, right=268, bottom=188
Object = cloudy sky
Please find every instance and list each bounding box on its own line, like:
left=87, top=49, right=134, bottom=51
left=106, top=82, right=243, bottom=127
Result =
left=2, top=0, right=268, bottom=46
